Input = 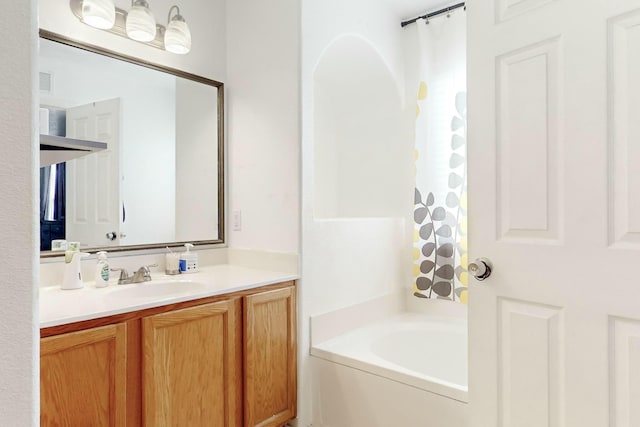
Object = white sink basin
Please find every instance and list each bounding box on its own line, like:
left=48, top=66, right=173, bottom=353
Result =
left=104, top=280, right=208, bottom=301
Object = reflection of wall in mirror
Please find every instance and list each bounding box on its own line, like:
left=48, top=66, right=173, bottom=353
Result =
left=39, top=39, right=176, bottom=246
left=120, top=68, right=176, bottom=246
left=175, top=79, right=219, bottom=241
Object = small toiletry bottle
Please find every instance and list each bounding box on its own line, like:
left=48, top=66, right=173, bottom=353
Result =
left=95, top=251, right=110, bottom=288
left=179, top=243, right=198, bottom=273
left=166, top=253, right=180, bottom=275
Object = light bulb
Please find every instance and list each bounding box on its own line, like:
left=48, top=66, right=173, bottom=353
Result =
left=126, top=0, right=156, bottom=42
left=165, top=11, right=191, bottom=54
left=81, top=0, right=116, bottom=29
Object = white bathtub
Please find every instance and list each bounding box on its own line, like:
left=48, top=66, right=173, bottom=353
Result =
left=311, top=312, right=468, bottom=427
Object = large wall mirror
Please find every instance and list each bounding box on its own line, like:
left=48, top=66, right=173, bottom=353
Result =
left=39, top=30, right=224, bottom=257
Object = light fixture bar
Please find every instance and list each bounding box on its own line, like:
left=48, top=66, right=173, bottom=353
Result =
left=70, top=0, right=166, bottom=50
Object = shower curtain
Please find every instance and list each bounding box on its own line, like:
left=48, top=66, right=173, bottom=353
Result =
left=412, top=10, right=467, bottom=303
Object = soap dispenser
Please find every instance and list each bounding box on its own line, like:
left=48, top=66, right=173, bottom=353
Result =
left=179, top=243, right=198, bottom=274
left=61, top=247, right=90, bottom=290
left=95, top=251, right=110, bottom=288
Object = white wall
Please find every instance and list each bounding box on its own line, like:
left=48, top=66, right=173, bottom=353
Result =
left=302, top=0, right=413, bottom=311
left=299, top=1, right=416, bottom=425
left=313, top=35, right=409, bottom=219
left=120, top=79, right=176, bottom=245
left=225, top=0, right=300, bottom=253
left=0, top=1, right=38, bottom=424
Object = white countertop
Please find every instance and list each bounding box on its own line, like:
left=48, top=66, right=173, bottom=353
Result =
left=40, top=264, right=298, bottom=328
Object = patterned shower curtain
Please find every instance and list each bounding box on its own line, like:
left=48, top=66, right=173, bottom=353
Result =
left=412, top=10, right=468, bottom=303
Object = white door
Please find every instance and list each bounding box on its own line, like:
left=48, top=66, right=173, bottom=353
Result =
left=468, top=1, right=640, bottom=426
left=66, top=98, right=121, bottom=248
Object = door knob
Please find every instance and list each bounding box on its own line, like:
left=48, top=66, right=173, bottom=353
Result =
left=469, top=257, right=493, bottom=281
left=106, top=231, right=117, bottom=241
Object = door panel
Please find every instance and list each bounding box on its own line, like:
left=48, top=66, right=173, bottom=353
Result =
left=66, top=98, right=121, bottom=247
left=610, top=317, right=640, bottom=426
left=498, top=299, right=564, bottom=427
left=468, top=0, right=640, bottom=426
left=610, top=10, right=640, bottom=247
left=497, top=38, right=561, bottom=242
left=496, top=0, right=556, bottom=23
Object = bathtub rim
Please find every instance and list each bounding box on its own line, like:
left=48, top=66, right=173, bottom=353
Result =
left=310, top=345, right=469, bottom=403
left=310, top=310, right=469, bottom=403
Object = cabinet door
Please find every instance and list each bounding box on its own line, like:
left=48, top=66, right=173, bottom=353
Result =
left=244, top=286, right=297, bottom=427
left=41, top=323, right=127, bottom=427
left=142, top=298, right=242, bottom=427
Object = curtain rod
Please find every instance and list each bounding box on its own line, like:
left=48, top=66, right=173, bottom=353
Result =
left=401, top=2, right=466, bottom=28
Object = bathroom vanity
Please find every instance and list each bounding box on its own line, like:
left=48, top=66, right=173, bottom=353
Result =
left=39, top=266, right=297, bottom=427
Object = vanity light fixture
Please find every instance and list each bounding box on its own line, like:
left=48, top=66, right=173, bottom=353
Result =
left=81, top=0, right=116, bottom=29
left=126, top=0, right=156, bottom=42
left=70, top=0, right=191, bottom=54
left=164, top=6, right=191, bottom=54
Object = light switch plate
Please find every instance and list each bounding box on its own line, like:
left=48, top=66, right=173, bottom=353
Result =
left=232, top=210, right=242, bottom=231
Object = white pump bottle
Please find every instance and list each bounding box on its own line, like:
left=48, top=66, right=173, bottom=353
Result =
left=61, top=251, right=90, bottom=290
left=179, top=243, right=198, bottom=273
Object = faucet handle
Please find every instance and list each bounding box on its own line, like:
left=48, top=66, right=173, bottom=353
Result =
left=110, top=267, right=131, bottom=284
left=140, top=263, right=158, bottom=274
left=133, top=264, right=158, bottom=282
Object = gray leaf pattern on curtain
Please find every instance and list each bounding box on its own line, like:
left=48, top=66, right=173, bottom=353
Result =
left=413, top=91, right=468, bottom=303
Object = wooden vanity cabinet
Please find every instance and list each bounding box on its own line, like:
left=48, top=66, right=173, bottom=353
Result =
left=40, top=323, right=127, bottom=427
left=142, top=298, right=243, bottom=426
left=40, top=281, right=296, bottom=427
left=244, top=287, right=297, bottom=427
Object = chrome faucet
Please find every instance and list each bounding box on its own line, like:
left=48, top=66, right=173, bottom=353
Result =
left=111, top=264, right=157, bottom=285
left=133, top=264, right=157, bottom=283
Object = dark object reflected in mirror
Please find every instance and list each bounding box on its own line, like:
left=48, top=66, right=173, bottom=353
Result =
left=40, top=163, right=66, bottom=251
left=39, top=30, right=224, bottom=257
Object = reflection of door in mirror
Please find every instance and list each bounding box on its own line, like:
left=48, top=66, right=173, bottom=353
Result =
left=66, top=99, right=121, bottom=248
